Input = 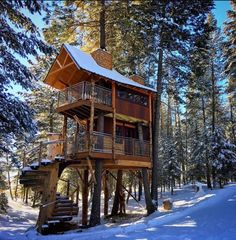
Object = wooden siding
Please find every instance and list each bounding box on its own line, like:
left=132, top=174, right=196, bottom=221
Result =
left=116, top=97, right=149, bottom=121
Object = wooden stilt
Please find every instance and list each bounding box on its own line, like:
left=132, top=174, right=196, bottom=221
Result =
left=111, top=170, right=122, bottom=216
left=104, top=170, right=109, bottom=217
left=62, top=115, right=68, bottom=158
left=82, top=169, right=89, bottom=226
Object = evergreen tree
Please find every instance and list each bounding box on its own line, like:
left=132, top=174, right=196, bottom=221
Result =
left=0, top=0, right=53, bottom=151
left=224, top=0, right=236, bottom=144
left=211, top=128, right=236, bottom=188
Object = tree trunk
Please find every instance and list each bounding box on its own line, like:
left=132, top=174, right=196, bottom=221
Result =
left=89, top=159, right=103, bottom=226
left=151, top=44, right=163, bottom=206
left=6, top=154, right=13, bottom=200
left=138, top=123, right=156, bottom=214
left=104, top=170, right=109, bottom=217
left=82, top=169, right=89, bottom=226
left=111, top=170, right=122, bottom=216
left=138, top=172, right=142, bottom=202
left=229, top=99, right=235, bottom=144
left=201, top=96, right=212, bottom=189
left=100, top=0, right=106, bottom=49
left=89, top=113, right=104, bottom=226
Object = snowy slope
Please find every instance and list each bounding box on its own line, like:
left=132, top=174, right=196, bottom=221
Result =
left=1, top=184, right=236, bottom=240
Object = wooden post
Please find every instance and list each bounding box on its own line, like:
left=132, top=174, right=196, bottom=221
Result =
left=104, top=170, right=109, bottom=217
left=89, top=111, right=104, bottom=226
left=22, top=150, right=26, bottom=167
left=37, top=163, right=59, bottom=232
left=138, top=123, right=156, bottom=215
left=62, top=115, right=68, bottom=159
left=89, top=81, right=95, bottom=155
left=38, top=142, right=43, bottom=165
left=112, top=82, right=116, bottom=161
left=149, top=94, right=153, bottom=159
left=82, top=169, right=89, bottom=226
left=111, top=170, right=122, bottom=216
left=67, top=180, right=70, bottom=197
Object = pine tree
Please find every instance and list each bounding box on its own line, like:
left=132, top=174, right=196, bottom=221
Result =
left=0, top=0, right=53, bottom=150
left=150, top=0, right=214, bottom=205
left=211, top=128, right=236, bottom=188
left=224, top=0, right=236, bottom=144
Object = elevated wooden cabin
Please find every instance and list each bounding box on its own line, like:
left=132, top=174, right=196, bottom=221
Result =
left=20, top=44, right=156, bottom=233
left=44, top=44, right=156, bottom=169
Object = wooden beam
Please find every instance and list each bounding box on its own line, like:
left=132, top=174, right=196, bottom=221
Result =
left=49, top=62, right=75, bottom=76
left=86, top=157, right=96, bottom=184
left=63, top=53, right=69, bottom=66
left=67, top=68, right=77, bottom=85
left=56, top=59, right=62, bottom=68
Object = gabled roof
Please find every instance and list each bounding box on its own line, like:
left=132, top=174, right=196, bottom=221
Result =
left=63, top=44, right=156, bottom=92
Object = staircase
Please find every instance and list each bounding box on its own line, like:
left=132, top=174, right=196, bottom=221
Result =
left=19, top=139, right=79, bottom=234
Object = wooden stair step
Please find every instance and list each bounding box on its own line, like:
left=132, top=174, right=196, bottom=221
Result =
left=56, top=196, right=69, bottom=200
left=54, top=206, right=78, bottom=211
left=56, top=199, right=73, bottom=204
left=48, top=216, right=73, bottom=222
left=21, top=170, right=49, bottom=176
left=20, top=179, right=44, bottom=187
left=19, top=175, right=45, bottom=181
left=52, top=211, right=78, bottom=216
left=55, top=202, right=77, bottom=207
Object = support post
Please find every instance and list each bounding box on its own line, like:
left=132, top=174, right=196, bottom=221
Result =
left=89, top=81, right=95, bottom=155
left=112, top=82, right=116, bottom=161
left=82, top=169, right=89, bottom=226
left=62, top=115, right=68, bottom=159
left=149, top=94, right=153, bottom=159
left=138, top=123, right=156, bottom=215
left=89, top=113, right=104, bottom=226
left=104, top=170, right=109, bottom=217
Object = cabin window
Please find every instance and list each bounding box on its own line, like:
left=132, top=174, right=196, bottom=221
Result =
left=117, top=88, right=148, bottom=106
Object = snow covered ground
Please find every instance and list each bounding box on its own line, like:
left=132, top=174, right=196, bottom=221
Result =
left=1, top=183, right=236, bottom=240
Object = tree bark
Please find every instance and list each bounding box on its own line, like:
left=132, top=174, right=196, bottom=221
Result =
left=151, top=43, right=163, bottom=206
left=100, top=0, right=106, bottom=49
left=201, top=96, right=212, bottom=189
left=89, top=114, right=104, bottom=226
left=104, top=170, right=109, bottom=217
left=111, top=170, right=122, bottom=216
left=138, top=123, right=156, bottom=214
left=82, top=169, right=89, bottom=226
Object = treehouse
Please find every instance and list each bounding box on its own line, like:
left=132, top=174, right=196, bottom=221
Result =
left=44, top=44, right=155, bottom=169
left=20, top=44, right=156, bottom=234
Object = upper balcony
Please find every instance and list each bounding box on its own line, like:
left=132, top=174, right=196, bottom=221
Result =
left=56, top=81, right=113, bottom=118
left=66, top=131, right=151, bottom=165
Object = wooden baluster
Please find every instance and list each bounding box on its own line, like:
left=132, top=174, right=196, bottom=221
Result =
left=22, top=150, right=26, bottom=167
left=67, top=180, right=70, bottom=197
left=38, top=142, right=42, bottom=165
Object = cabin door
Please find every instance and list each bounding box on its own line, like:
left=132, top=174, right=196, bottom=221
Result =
left=124, top=127, right=135, bottom=155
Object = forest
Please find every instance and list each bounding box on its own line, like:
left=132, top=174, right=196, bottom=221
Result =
left=0, top=0, right=236, bottom=236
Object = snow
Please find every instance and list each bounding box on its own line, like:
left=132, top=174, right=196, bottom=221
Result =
left=1, top=184, right=236, bottom=240
left=0, top=196, right=38, bottom=240
left=63, top=44, right=156, bottom=92
left=41, top=159, right=52, bottom=164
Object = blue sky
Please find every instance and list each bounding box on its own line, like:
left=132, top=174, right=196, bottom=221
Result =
left=10, top=1, right=232, bottom=96
left=213, top=0, right=231, bottom=27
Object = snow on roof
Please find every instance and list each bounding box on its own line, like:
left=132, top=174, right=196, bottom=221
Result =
left=64, top=44, right=156, bottom=92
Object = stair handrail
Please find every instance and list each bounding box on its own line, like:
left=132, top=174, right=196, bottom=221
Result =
left=40, top=200, right=57, bottom=209
left=23, top=139, right=65, bottom=167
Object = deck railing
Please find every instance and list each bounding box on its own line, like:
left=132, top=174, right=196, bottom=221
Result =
left=67, top=131, right=150, bottom=157
left=58, top=81, right=112, bottom=107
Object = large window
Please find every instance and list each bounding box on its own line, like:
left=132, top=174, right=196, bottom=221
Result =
left=117, top=88, right=148, bottom=106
